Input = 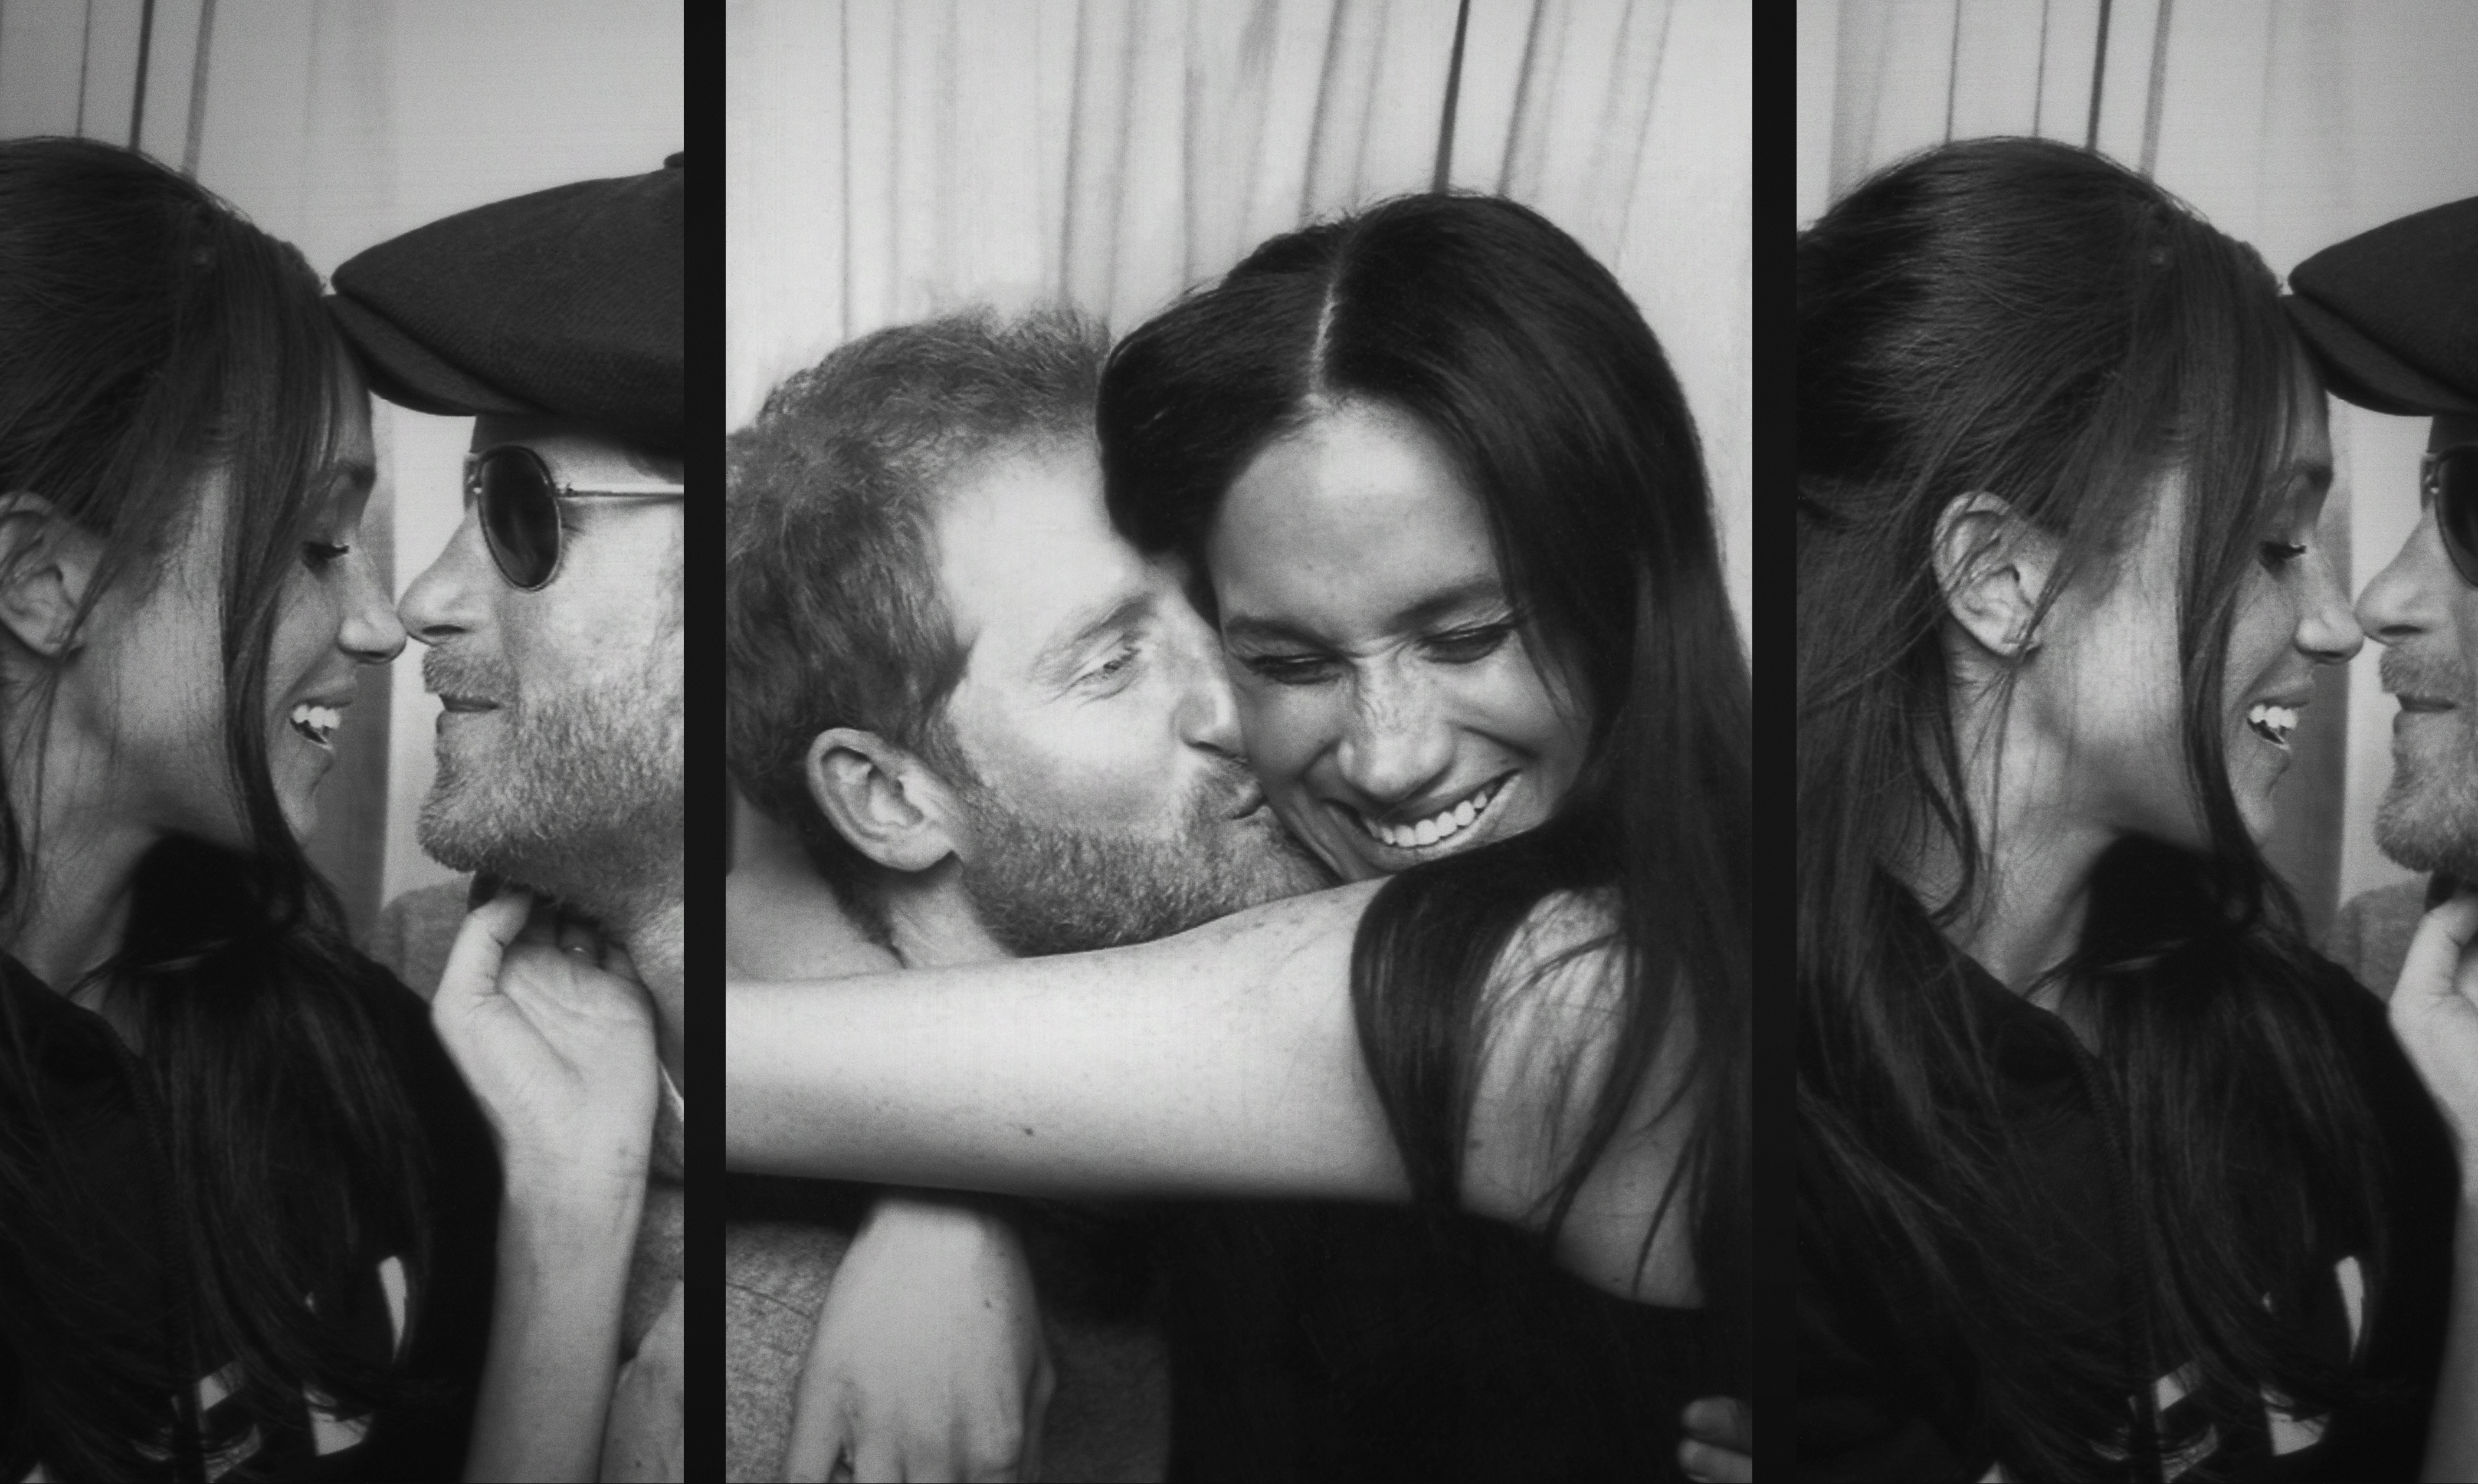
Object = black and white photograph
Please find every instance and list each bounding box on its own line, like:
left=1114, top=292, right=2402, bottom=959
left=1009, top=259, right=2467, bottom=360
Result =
left=1798, top=2, right=2478, bottom=1479
left=723, top=2, right=1748, bottom=1482
left=0, top=3, right=683, bottom=1480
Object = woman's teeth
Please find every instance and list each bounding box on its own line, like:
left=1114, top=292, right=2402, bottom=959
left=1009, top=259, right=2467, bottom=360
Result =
left=1360, top=779, right=1503, bottom=850
left=2246, top=702, right=2298, bottom=748
left=289, top=703, right=340, bottom=748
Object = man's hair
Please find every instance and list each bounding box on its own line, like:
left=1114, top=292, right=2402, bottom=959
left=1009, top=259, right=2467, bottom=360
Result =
left=726, top=306, right=1109, bottom=921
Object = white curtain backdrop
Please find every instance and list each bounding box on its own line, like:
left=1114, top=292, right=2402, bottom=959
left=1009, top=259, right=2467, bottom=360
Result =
left=727, top=0, right=1751, bottom=628
left=0, top=0, right=682, bottom=933
left=1797, top=0, right=2478, bottom=935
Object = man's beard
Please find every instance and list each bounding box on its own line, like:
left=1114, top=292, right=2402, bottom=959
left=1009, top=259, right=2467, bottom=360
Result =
left=950, top=766, right=1335, bottom=957
left=2373, top=646, right=2478, bottom=882
left=418, top=647, right=683, bottom=912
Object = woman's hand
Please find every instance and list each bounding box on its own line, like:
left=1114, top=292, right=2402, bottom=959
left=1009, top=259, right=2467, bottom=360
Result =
left=2391, top=889, right=2478, bottom=1170
left=433, top=887, right=660, bottom=1197
left=1679, top=1396, right=1752, bottom=1482
left=783, top=1196, right=1056, bottom=1483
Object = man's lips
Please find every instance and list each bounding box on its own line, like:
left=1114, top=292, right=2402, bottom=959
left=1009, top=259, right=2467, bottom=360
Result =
left=436, top=694, right=500, bottom=714
left=2395, top=694, right=2459, bottom=714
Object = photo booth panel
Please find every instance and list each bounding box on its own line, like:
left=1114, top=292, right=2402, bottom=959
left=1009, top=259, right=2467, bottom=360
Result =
left=1798, top=0, right=2478, bottom=938
left=0, top=0, right=682, bottom=938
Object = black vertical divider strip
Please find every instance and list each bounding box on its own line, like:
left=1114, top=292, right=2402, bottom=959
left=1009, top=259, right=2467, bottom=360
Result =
left=1430, top=0, right=1470, bottom=192
left=130, top=0, right=157, bottom=149
left=2084, top=0, right=2112, bottom=150
left=1752, top=0, right=1794, bottom=1464
left=1942, top=0, right=1961, bottom=142
left=2138, top=0, right=2173, bottom=176
left=181, top=0, right=215, bottom=176
left=686, top=0, right=722, bottom=1469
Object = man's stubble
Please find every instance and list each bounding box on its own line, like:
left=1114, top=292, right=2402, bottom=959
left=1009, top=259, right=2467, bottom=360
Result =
left=2374, top=647, right=2478, bottom=882
left=418, top=645, right=683, bottom=914
left=951, top=765, right=1334, bottom=958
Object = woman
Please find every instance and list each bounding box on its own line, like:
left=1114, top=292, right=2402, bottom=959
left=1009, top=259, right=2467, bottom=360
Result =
left=1797, top=136, right=2478, bottom=1481
left=0, top=137, right=653, bottom=1483
left=729, top=193, right=1751, bottom=1480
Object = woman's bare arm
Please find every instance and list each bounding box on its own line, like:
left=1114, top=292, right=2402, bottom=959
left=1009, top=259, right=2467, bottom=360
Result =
left=725, top=881, right=1693, bottom=1302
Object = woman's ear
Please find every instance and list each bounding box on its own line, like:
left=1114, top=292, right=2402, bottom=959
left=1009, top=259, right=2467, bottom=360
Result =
left=1932, top=492, right=2056, bottom=663
left=804, top=727, right=965, bottom=876
left=0, top=493, right=97, bottom=661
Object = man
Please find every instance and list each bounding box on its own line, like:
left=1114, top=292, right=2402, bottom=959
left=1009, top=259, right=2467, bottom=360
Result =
left=723, top=308, right=1329, bottom=1480
left=329, top=156, right=684, bottom=1480
left=2284, top=198, right=2478, bottom=994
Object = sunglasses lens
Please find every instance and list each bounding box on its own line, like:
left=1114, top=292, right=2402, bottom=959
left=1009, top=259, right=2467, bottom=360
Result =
left=2439, top=447, right=2478, bottom=584
left=478, top=449, right=560, bottom=588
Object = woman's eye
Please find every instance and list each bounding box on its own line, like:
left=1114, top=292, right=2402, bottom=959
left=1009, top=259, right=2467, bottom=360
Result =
left=1425, top=624, right=1513, bottom=663
left=1238, top=652, right=1336, bottom=686
left=2258, top=540, right=2308, bottom=570
left=303, top=541, right=351, bottom=569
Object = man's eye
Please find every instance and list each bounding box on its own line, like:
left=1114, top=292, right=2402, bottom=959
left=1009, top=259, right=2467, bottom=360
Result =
left=2258, top=540, right=2308, bottom=570
left=1084, top=641, right=1142, bottom=687
left=1425, top=624, right=1513, bottom=662
left=303, top=541, right=351, bottom=569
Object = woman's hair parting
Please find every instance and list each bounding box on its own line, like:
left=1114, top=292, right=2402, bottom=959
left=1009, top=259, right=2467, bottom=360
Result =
left=1797, top=137, right=2385, bottom=1479
left=1100, top=192, right=1753, bottom=1373
left=0, top=137, right=431, bottom=1479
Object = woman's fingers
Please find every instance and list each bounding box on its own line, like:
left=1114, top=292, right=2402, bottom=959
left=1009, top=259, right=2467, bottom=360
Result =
left=433, top=887, right=533, bottom=1013
left=1680, top=1396, right=1753, bottom=1482
left=2392, top=889, right=2478, bottom=1160
left=2396, top=890, right=2478, bottom=1013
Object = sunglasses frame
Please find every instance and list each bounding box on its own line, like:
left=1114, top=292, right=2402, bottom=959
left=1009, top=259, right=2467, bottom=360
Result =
left=462, top=444, right=684, bottom=591
left=2418, top=443, right=2478, bottom=589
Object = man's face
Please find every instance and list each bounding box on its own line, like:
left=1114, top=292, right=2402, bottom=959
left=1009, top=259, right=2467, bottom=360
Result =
left=398, top=415, right=684, bottom=904
left=928, top=438, right=1330, bottom=956
left=2357, top=411, right=2478, bottom=881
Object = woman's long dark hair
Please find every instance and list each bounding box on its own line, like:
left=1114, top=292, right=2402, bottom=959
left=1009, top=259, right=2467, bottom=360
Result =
left=1798, top=137, right=2387, bottom=1480
left=1099, top=192, right=1752, bottom=1361
left=0, top=139, right=430, bottom=1480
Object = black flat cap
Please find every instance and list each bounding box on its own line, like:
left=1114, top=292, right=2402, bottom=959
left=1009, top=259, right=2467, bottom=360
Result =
left=2283, top=195, right=2478, bottom=418
left=327, top=155, right=682, bottom=455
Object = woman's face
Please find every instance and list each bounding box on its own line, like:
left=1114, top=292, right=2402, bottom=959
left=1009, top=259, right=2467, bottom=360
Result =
left=1205, top=400, right=1591, bottom=882
left=84, top=366, right=404, bottom=848
left=2025, top=384, right=2360, bottom=850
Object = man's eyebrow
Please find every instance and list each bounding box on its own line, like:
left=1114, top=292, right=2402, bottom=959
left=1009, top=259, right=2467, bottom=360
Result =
left=1221, top=576, right=1511, bottom=648
left=1031, top=593, right=1153, bottom=683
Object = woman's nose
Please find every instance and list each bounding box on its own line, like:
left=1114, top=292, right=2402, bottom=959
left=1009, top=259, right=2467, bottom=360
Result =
left=342, top=555, right=408, bottom=664
left=1334, top=667, right=1454, bottom=805
left=2299, top=547, right=2364, bottom=665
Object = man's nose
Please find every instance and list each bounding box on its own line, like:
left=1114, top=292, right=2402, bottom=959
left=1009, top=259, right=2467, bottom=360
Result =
left=1169, top=617, right=1245, bottom=759
left=398, top=510, right=489, bottom=645
left=2355, top=507, right=2448, bottom=646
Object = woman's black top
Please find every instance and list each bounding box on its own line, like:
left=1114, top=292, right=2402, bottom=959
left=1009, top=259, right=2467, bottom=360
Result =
left=0, top=953, right=500, bottom=1482
left=1799, top=956, right=2460, bottom=1483
left=1162, top=1202, right=1712, bottom=1483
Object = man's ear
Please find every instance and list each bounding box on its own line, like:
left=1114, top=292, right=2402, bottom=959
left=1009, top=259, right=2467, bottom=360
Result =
left=1932, top=492, right=2056, bottom=663
left=804, top=727, right=965, bottom=875
left=0, top=493, right=97, bottom=661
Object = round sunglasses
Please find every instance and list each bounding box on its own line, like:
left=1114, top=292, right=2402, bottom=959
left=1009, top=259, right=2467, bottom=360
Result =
left=2420, top=444, right=2478, bottom=588
left=463, top=444, right=684, bottom=590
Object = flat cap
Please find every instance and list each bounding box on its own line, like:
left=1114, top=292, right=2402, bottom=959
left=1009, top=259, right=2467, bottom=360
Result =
left=327, top=155, right=682, bottom=455
left=2283, top=195, right=2478, bottom=418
